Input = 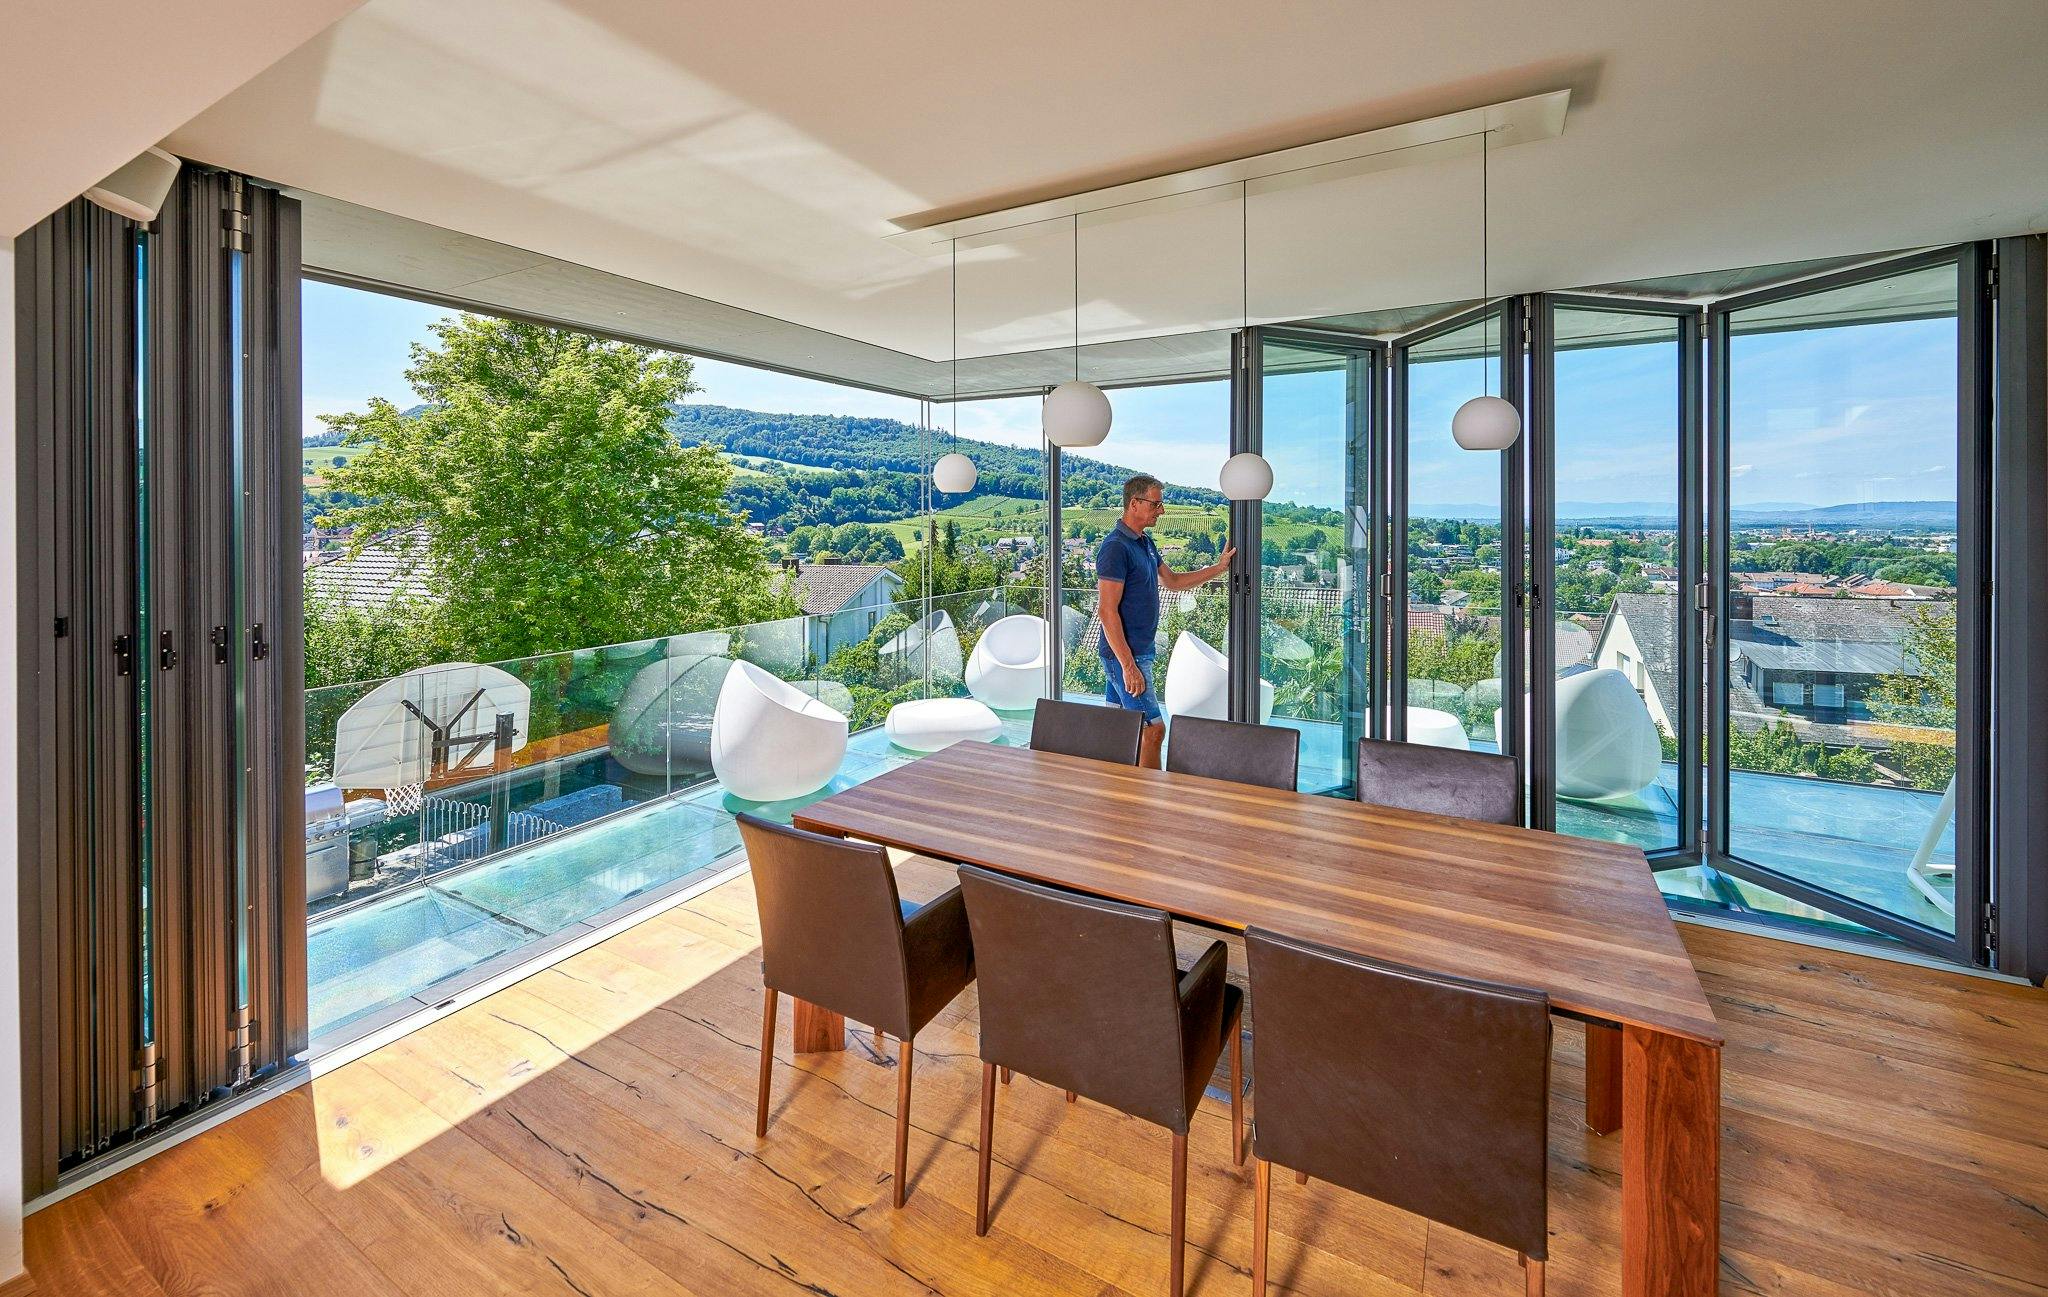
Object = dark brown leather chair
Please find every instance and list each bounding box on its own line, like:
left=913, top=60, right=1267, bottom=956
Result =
left=737, top=813, right=975, bottom=1208
left=1244, top=927, right=1552, bottom=1296
left=1166, top=715, right=1300, bottom=791
left=1355, top=735, right=1520, bottom=826
left=956, top=864, right=1242, bottom=1297
left=1030, top=697, right=1144, bottom=764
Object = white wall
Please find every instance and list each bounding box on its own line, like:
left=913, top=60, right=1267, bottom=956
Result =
left=0, top=236, right=25, bottom=1280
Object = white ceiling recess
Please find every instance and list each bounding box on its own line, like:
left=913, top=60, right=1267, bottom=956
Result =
left=0, top=0, right=366, bottom=236
left=165, top=0, right=2048, bottom=367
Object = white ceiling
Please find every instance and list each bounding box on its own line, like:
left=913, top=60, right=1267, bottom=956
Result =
left=0, top=0, right=365, bottom=237
left=163, top=0, right=2048, bottom=364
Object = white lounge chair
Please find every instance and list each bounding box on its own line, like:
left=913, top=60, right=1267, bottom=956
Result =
left=709, top=661, right=849, bottom=802
left=1161, top=631, right=1274, bottom=723
left=965, top=614, right=1051, bottom=711
left=882, top=609, right=964, bottom=681
left=609, top=652, right=736, bottom=775
left=886, top=697, right=1003, bottom=752
left=1554, top=667, right=1662, bottom=800
left=1405, top=706, right=1470, bottom=750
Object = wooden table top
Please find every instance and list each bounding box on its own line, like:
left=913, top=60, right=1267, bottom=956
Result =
left=794, top=741, right=1722, bottom=1046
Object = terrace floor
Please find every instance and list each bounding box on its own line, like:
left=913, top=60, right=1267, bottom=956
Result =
left=32, top=860, right=2048, bottom=1296
left=307, top=713, right=1959, bottom=1045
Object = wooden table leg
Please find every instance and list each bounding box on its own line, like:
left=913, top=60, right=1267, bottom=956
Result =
left=1586, top=1020, right=1623, bottom=1135
left=790, top=998, right=845, bottom=1053
left=1621, top=1025, right=1720, bottom=1297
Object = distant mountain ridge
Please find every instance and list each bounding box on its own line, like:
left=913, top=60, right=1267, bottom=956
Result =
left=666, top=403, right=1225, bottom=506
left=1414, top=499, right=1956, bottom=529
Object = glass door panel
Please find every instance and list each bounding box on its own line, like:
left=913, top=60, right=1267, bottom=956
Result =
left=1255, top=333, right=1377, bottom=794
left=1715, top=256, right=1978, bottom=947
left=1396, top=309, right=1514, bottom=755
left=1543, top=303, right=1690, bottom=853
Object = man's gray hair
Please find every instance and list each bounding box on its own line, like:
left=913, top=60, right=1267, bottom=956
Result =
left=1122, top=474, right=1164, bottom=507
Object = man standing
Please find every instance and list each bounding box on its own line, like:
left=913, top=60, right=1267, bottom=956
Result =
left=1096, top=474, right=1235, bottom=768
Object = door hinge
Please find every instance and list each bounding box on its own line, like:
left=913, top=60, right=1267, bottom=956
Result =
left=229, top=1007, right=252, bottom=1088
left=249, top=622, right=269, bottom=661
left=158, top=630, right=178, bottom=672
left=223, top=175, right=250, bottom=253
left=53, top=616, right=68, bottom=639
left=1986, top=257, right=1999, bottom=301
left=1982, top=902, right=1998, bottom=950
left=135, top=1042, right=159, bottom=1127
left=113, top=634, right=134, bottom=677
left=211, top=624, right=230, bottom=665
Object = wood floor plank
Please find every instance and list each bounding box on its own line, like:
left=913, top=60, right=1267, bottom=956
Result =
left=25, top=871, right=2048, bottom=1297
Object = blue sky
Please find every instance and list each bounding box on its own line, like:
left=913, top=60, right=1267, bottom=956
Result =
left=304, top=280, right=1959, bottom=515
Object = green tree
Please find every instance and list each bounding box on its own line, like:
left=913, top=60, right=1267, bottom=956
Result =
left=1870, top=605, right=1958, bottom=789
left=321, top=315, right=793, bottom=664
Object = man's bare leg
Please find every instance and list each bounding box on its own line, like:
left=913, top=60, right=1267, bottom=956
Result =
left=1140, top=718, right=1166, bottom=769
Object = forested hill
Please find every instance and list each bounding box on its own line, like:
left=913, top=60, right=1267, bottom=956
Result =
left=666, top=403, right=1224, bottom=508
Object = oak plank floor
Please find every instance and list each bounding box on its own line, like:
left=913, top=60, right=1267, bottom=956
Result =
left=26, top=859, right=2048, bottom=1296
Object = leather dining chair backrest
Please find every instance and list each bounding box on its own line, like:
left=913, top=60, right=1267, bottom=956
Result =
left=956, top=864, right=1203, bottom=1132
left=1166, top=715, right=1300, bottom=791
left=1354, top=736, right=1520, bottom=825
left=1244, top=926, right=1552, bottom=1260
left=1030, top=698, right=1145, bottom=765
left=738, top=812, right=920, bottom=1039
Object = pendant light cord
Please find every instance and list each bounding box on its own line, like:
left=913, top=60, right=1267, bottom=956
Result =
left=1241, top=179, right=1249, bottom=329
left=1483, top=128, right=1492, bottom=397
left=951, top=236, right=959, bottom=443
left=1072, top=213, right=1081, bottom=381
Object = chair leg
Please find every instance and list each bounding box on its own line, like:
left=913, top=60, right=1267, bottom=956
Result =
left=1251, top=1157, right=1271, bottom=1296
left=1522, top=1255, right=1544, bottom=1297
left=1169, top=1131, right=1188, bottom=1297
left=1228, top=1021, right=1245, bottom=1167
left=1065, top=1090, right=1076, bottom=1104
left=1001, top=1066, right=1012, bottom=1085
left=755, top=987, right=778, bottom=1138
left=975, top=1062, right=997, bottom=1236
left=893, top=1037, right=914, bottom=1208
left=874, top=1024, right=884, bottom=1053
left=1295, top=1169, right=1308, bottom=1186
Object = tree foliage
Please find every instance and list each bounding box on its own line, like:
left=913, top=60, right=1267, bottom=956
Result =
left=320, top=316, right=794, bottom=665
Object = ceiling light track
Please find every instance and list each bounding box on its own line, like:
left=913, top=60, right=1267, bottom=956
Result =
left=885, top=89, right=1569, bottom=252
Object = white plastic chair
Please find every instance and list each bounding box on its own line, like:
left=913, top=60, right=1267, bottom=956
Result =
left=965, top=615, right=1051, bottom=711
left=886, top=697, right=1003, bottom=752
left=1554, top=668, right=1662, bottom=800
left=1161, top=631, right=1274, bottom=723
left=709, top=661, right=849, bottom=802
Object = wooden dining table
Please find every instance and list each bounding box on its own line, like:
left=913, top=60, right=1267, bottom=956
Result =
left=791, top=739, right=1722, bottom=1297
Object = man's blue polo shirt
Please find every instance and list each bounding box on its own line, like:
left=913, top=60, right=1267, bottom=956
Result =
left=1095, top=521, right=1163, bottom=658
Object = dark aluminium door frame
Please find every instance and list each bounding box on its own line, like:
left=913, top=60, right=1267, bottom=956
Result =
left=1704, top=244, right=1992, bottom=965
left=1227, top=325, right=1388, bottom=745
left=1525, top=293, right=1704, bottom=855
left=1387, top=299, right=1527, bottom=777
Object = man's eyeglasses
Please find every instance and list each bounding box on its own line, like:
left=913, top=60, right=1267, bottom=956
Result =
left=1138, top=496, right=1165, bottom=510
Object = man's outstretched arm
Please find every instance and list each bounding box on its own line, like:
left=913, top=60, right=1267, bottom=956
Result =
left=1159, top=545, right=1238, bottom=592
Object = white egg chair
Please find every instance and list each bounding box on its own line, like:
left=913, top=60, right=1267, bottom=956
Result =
left=709, top=661, right=849, bottom=802
left=885, top=697, right=1003, bottom=752
left=1161, top=631, right=1274, bottom=723
left=1554, top=667, right=1661, bottom=800
left=965, top=615, right=1051, bottom=711
left=1405, top=706, right=1471, bottom=750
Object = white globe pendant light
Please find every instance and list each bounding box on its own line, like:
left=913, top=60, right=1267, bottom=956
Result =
left=1452, top=395, right=1521, bottom=451
left=932, top=451, right=977, bottom=494
left=932, top=238, right=978, bottom=493
left=1452, top=129, right=1520, bottom=452
left=1043, top=214, right=1112, bottom=449
left=1043, top=379, right=1111, bottom=448
left=1219, top=451, right=1274, bottom=501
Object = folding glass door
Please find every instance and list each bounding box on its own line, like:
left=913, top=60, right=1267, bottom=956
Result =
left=1707, top=250, right=1989, bottom=962
left=1229, top=328, right=1382, bottom=793
left=1527, top=297, right=1701, bottom=857
left=1390, top=302, right=1524, bottom=769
